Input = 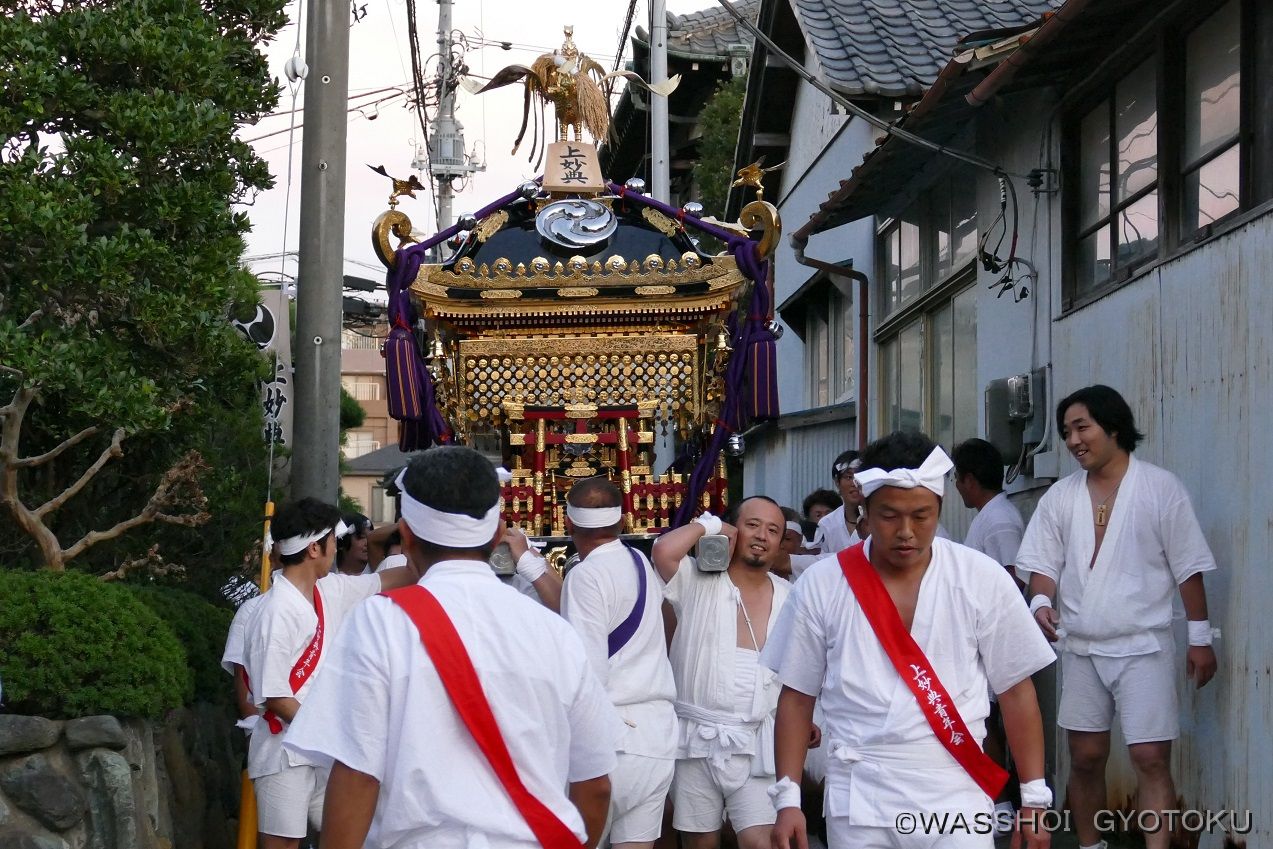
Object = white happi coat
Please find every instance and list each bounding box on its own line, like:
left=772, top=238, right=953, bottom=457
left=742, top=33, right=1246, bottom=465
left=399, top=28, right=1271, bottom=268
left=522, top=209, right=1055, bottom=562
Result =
left=663, top=557, right=791, bottom=774
left=963, top=492, right=1025, bottom=569
left=220, top=593, right=264, bottom=675
left=817, top=506, right=860, bottom=554
left=283, top=561, right=620, bottom=849
left=561, top=539, right=677, bottom=759
left=761, top=539, right=1054, bottom=826
left=243, top=571, right=382, bottom=779
left=1016, top=456, right=1217, bottom=657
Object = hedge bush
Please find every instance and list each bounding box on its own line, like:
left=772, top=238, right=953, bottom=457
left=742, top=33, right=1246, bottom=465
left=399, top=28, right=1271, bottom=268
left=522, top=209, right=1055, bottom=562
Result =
left=0, top=571, right=190, bottom=719
left=131, top=585, right=234, bottom=707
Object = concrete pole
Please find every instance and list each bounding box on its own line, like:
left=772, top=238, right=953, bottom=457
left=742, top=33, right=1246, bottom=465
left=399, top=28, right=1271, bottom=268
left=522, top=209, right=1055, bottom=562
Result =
left=291, top=0, right=350, bottom=502
left=435, top=0, right=455, bottom=230
left=650, top=0, right=670, bottom=204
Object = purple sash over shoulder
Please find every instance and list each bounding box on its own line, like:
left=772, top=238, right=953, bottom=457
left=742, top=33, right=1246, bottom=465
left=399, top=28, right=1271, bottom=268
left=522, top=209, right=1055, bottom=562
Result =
left=607, top=547, right=648, bottom=657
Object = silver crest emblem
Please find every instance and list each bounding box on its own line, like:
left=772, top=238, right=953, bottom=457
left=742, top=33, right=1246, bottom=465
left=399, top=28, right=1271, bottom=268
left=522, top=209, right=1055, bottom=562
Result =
left=535, top=199, right=617, bottom=250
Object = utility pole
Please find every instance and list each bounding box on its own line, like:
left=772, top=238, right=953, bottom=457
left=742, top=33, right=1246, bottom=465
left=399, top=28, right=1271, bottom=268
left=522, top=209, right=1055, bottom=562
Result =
left=650, top=0, right=670, bottom=204
left=428, top=0, right=482, bottom=232
left=291, top=0, right=351, bottom=502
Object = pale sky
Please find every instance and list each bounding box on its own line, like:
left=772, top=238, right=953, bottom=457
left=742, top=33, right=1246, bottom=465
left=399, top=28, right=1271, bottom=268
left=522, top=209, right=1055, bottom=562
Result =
left=241, top=0, right=713, bottom=287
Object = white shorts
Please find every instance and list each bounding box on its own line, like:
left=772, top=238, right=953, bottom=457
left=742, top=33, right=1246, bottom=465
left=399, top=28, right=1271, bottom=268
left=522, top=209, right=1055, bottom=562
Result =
left=827, top=817, right=993, bottom=849
left=607, top=753, right=674, bottom=843
left=1057, top=647, right=1179, bottom=744
left=671, top=755, right=775, bottom=834
left=254, top=763, right=327, bottom=838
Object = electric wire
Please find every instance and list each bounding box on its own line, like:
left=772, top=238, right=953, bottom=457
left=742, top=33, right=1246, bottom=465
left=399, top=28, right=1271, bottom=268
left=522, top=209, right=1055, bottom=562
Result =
left=711, top=0, right=1031, bottom=182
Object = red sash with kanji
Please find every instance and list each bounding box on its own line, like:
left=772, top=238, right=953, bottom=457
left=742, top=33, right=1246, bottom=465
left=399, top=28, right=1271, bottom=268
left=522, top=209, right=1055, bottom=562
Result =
left=838, top=543, right=1009, bottom=799
left=383, top=585, right=587, bottom=849
left=264, top=586, right=325, bottom=734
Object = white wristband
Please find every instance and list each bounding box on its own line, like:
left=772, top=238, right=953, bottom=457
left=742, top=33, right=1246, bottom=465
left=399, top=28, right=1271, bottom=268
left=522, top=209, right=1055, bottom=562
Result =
left=516, top=550, right=547, bottom=582
left=1187, top=619, right=1213, bottom=647
left=1029, top=595, right=1053, bottom=615
left=767, top=776, right=801, bottom=811
left=694, top=512, right=722, bottom=536
left=1019, top=779, right=1052, bottom=809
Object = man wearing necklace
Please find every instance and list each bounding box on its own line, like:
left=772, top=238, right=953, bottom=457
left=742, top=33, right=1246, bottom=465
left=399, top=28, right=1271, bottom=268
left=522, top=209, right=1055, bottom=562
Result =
left=1017, top=385, right=1219, bottom=849
left=817, top=451, right=866, bottom=553
left=651, top=496, right=794, bottom=849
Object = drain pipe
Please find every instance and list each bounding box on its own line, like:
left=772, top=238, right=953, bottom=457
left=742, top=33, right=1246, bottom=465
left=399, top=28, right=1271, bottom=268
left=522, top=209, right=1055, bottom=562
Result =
left=792, top=236, right=870, bottom=450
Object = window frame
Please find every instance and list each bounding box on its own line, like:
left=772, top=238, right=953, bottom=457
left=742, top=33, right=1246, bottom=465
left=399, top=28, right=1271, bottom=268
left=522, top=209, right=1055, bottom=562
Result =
left=1062, top=0, right=1271, bottom=312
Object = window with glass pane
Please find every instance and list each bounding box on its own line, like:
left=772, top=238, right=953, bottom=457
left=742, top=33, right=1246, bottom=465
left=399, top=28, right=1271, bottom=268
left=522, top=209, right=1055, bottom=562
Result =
left=880, top=336, right=899, bottom=432
left=807, top=310, right=829, bottom=407
left=1073, top=58, right=1159, bottom=299
left=1183, top=1, right=1241, bottom=232
left=952, top=286, right=978, bottom=445
left=880, top=224, right=901, bottom=315
left=898, top=216, right=921, bottom=303
left=950, top=169, right=979, bottom=272
left=930, top=302, right=955, bottom=449
left=897, top=322, right=924, bottom=433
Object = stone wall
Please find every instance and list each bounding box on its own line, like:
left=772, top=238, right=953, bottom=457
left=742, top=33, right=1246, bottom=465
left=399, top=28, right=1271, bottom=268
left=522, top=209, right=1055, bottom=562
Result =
left=0, top=706, right=243, bottom=849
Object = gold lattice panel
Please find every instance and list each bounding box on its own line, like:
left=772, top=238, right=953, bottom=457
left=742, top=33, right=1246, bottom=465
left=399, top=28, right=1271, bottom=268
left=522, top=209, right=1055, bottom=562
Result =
left=458, top=335, right=697, bottom=423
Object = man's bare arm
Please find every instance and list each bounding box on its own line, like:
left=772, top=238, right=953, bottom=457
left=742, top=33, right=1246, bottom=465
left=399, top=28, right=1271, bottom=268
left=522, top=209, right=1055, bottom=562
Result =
left=651, top=521, right=707, bottom=582
left=530, top=569, right=563, bottom=613
left=568, top=774, right=611, bottom=848
left=771, top=686, right=816, bottom=849
left=1179, top=573, right=1217, bottom=688
left=998, top=677, right=1050, bottom=848
left=1026, top=573, right=1061, bottom=641
left=262, top=696, right=301, bottom=723
left=232, top=666, right=256, bottom=721
left=320, top=761, right=380, bottom=849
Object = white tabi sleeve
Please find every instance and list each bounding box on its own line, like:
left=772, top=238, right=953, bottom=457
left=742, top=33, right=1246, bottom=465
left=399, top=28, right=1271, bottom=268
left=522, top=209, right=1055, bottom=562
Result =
left=319, top=572, right=384, bottom=622
left=980, top=524, right=1024, bottom=571
left=759, top=565, right=828, bottom=697
left=561, top=564, right=616, bottom=688
left=283, top=600, right=393, bottom=780
left=220, top=599, right=256, bottom=674
left=976, top=564, right=1056, bottom=695
left=245, top=601, right=306, bottom=707
left=660, top=555, right=698, bottom=612
left=1015, top=486, right=1067, bottom=581
left=1158, top=483, right=1218, bottom=583
left=560, top=629, right=622, bottom=782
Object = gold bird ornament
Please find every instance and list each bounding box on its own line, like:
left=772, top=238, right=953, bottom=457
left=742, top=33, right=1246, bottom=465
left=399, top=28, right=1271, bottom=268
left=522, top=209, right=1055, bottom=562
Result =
left=368, top=164, right=427, bottom=208
left=477, top=26, right=680, bottom=168
left=730, top=158, right=786, bottom=203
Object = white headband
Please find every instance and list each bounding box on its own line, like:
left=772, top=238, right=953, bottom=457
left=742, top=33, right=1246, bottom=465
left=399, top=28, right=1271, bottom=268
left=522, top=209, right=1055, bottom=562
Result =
left=785, top=521, right=803, bottom=536
left=276, top=525, right=337, bottom=557
left=495, top=466, right=513, bottom=483
left=334, top=520, right=352, bottom=539
left=396, top=470, right=502, bottom=547
left=566, top=503, right=623, bottom=528
left=853, top=446, right=953, bottom=499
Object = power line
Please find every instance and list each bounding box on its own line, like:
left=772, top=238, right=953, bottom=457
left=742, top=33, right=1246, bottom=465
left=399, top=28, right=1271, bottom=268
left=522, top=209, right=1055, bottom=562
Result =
left=711, top=0, right=1029, bottom=181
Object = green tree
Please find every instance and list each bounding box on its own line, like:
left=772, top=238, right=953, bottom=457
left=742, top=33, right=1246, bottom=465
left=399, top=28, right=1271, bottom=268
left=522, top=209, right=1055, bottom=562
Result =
left=0, top=0, right=288, bottom=576
left=692, top=75, right=747, bottom=219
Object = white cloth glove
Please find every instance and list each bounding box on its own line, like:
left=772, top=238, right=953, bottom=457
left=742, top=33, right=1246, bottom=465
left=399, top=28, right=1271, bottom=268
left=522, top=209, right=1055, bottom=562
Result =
left=1187, top=619, right=1214, bottom=646
left=516, top=549, right=547, bottom=582
left=767, top=776, right=800, bottom=811
left=1019, top=778, right=1052, bottom=809
left=694, top=512, right=722, bottom=536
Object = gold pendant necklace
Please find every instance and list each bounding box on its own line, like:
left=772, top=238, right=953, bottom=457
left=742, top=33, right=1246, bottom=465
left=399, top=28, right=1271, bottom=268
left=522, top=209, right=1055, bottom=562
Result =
left=1095, top=482, right=1121, bottom=527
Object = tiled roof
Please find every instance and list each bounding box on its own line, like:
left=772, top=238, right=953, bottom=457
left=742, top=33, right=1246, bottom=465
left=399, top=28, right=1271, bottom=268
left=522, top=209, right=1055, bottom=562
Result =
left=634, top=0, right=759, bottom=60
left=793, top=0, right=1060, bottom=97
